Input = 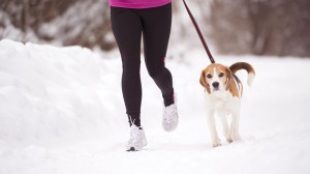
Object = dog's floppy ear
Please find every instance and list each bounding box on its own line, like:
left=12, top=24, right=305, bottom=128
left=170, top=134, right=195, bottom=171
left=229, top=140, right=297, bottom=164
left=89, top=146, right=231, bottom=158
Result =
left=200, top=70, right=211, bottom=93
left=225, top=68, right=233, bottom=90
left=225, top=68, right=240, bottom=97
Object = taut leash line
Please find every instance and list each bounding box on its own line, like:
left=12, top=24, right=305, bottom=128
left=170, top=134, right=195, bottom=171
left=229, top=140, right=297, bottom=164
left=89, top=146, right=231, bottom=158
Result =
left=182, top=0, right=215, bottom=64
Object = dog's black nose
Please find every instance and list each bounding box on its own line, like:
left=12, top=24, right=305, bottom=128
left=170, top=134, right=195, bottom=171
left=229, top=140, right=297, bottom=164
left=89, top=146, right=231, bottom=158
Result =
left=212, top=82, right=219, bottom=88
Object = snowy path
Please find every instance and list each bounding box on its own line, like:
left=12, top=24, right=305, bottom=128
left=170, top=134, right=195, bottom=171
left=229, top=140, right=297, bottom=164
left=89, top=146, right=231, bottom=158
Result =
left=0, top=40, right=310, bottom=174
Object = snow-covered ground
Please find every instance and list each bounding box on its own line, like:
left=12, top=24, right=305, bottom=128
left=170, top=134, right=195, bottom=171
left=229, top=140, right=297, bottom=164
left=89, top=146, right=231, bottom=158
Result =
left=0, top=39, right=310, bottom=174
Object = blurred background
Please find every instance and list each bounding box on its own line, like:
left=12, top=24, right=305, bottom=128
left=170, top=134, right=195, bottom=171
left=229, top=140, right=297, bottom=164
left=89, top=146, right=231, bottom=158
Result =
left=1, top=0, right=310, bottom=57
left=1, top=1, right=310, bottom=172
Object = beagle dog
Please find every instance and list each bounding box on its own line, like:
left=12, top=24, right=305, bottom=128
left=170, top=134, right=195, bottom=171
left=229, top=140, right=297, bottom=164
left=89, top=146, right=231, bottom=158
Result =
left=200, top=62, right=255, bottom=147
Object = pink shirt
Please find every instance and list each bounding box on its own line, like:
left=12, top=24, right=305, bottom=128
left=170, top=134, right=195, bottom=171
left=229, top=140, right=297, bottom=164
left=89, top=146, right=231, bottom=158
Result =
left=109, top=0, right=171, bottom=9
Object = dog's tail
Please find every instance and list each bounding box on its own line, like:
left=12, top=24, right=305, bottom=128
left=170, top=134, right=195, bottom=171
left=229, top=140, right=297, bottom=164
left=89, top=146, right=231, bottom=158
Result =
left=230, top=62, right=255, bottom=86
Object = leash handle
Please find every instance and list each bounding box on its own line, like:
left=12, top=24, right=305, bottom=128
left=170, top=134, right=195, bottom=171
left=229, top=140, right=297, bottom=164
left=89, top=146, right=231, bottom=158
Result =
left=182, top=0, right=215, bottom=64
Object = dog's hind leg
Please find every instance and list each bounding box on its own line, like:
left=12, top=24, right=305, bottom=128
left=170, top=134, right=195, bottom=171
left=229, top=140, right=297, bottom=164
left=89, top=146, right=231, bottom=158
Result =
left=207, top=110, right=221, bottom=147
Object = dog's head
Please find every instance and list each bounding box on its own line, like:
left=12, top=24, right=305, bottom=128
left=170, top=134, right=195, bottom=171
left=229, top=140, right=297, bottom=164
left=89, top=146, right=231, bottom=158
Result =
left=200, top=63, right=233, bottom=94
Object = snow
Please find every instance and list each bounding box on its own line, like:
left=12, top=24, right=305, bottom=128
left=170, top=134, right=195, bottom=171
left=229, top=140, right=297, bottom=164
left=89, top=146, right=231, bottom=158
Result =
left=0, top=39, right=310, bottom=174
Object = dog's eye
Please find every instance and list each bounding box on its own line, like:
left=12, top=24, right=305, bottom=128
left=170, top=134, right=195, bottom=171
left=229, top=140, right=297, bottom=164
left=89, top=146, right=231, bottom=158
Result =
left=206, top=74, right=212, bottom=79
left=219, top=73, right=224, bottom=78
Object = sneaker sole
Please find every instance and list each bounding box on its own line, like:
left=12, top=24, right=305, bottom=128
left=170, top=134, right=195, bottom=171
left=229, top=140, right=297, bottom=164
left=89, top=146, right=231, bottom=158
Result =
left=126, top=147, right=137, bottom=152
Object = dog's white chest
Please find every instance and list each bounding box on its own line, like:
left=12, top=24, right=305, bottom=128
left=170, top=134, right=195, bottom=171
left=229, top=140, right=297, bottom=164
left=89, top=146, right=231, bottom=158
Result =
left=205, top=90, right=240, bottom=112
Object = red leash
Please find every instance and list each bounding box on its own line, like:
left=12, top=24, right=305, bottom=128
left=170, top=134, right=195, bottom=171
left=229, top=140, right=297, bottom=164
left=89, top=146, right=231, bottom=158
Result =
left=182, top=0, right=215, bottom=64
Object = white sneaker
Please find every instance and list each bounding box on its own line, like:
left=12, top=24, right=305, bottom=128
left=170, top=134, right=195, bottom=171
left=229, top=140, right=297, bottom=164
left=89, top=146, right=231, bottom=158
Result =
left=162, top=103, right=179, bottom=132
left=127, top=125, right=147, bottom=151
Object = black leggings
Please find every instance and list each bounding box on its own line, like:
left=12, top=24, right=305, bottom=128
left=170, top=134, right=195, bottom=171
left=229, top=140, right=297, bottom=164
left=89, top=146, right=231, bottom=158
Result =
left=111, top=3, right=174, bottom=127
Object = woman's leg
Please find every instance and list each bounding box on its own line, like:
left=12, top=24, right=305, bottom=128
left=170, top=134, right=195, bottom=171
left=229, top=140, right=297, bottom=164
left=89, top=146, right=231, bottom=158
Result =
left=111, top=7, right=143, bottom=127
left=140, top=3, right=174, bottom=106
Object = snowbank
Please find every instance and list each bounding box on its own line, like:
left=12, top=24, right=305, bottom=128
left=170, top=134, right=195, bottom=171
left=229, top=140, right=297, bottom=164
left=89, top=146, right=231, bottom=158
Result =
left=0, top=39, right=124, bottom=146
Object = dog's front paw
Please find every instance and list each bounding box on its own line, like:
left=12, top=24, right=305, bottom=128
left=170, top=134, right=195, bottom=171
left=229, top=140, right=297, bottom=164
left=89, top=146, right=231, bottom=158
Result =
left=212, top=139, right=221, bottom=148
left=231, top=132, right=241, bottom=142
